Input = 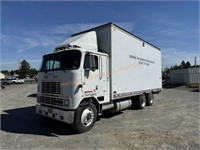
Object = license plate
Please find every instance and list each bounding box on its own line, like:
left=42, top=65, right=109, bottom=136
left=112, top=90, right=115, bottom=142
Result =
left=48, top=108, right=52, bottom=113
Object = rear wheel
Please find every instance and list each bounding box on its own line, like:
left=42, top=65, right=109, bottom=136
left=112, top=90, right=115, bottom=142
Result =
left=73, top=103, right=97, bottom=133
left=146, top=92, right=154, bottom=106
left=136, top=94, right=146, bottom=109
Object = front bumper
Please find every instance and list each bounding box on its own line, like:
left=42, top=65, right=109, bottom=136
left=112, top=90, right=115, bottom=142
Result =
left=36, top=105, right=75, bottom=124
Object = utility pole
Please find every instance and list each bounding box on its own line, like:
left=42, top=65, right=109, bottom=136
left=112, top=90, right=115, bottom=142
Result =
left=194, top=57, right=197, bottom=67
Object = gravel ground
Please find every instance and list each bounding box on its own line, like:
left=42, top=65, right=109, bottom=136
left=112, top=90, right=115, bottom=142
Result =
left=0, top=83, right=199, bottom=150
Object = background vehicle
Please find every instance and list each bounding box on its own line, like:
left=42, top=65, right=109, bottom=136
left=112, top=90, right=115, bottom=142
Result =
left=36, top=23, right=162, bottom=132
left=1, top=78, right=13, bottom=85
left=12, top=78, right=25, bottom=84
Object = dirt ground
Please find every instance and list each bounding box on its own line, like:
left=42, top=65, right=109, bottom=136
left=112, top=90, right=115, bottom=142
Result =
left=0, top=83, right=199, bottom=150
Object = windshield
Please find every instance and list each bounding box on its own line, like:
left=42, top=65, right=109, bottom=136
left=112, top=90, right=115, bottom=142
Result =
left=40, top=50, right=82, bottom=72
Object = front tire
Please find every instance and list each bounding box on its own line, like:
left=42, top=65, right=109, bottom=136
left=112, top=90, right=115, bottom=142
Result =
left=73, top=103, right=97, bottom=133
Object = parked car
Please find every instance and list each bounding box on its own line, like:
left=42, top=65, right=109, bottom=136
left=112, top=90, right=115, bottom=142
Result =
left=24, top=77, right=35, bottom=83
left=1, top=78, right=13, bottom=85
left=12, top=78, right=25, bottom=84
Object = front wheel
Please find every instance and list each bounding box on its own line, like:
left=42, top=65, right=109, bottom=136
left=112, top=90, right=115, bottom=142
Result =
left=73, top=103, right=97, bottom=133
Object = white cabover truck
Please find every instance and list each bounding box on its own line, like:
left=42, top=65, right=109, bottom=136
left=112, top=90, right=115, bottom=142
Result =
left=36, top=22, right=162, bottom=132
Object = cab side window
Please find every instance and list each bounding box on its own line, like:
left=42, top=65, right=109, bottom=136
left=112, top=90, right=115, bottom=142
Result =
left=84, top=54, right=90, bottom=69
left=83, top=54, right=98, bottom=70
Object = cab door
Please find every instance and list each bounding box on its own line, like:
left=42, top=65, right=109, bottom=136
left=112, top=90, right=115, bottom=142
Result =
left=82, top=53, right=100, bottom=97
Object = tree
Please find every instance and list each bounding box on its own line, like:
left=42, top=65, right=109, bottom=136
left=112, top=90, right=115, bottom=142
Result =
left=1, top=70, right=10, bottom=75
left=192, top=65, right=200, bottom=68
left=29, top=68, right=38, bottom=78
left=162, top=67, right=170, bottom=78
left=185, top=61, right=191, bottom=68
left=10, top=70, right=14, bottom=76
left=14, top=70, right=19, bottom=75
left=179, top=60, right=186, bottom=69
left=19, top=60, right=30, bottom=78
left=163, top=67, right=170, bottom=75
left=171, top=65, right=179, bottom=70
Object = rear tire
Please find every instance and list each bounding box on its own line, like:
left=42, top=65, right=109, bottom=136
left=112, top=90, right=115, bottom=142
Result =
left=136, top=94, right=146, bottom=109
left=73, top=103, right=97, bottom=133
left=146, top=92, right=154, bottom=106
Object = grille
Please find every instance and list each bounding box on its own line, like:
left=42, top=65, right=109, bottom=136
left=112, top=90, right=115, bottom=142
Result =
left=39, top=96, right=63, bottom=106
left=42, top=81, right=61, bottom=95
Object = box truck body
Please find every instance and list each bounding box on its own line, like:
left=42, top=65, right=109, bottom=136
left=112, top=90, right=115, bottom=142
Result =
left=75, top=24, right=162, bottom=100
left=36, top=23, right=162, bottom=132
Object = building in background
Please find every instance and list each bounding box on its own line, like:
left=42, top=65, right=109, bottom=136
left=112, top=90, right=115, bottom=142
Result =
left=170, top=68, right=200, bottom=84
left=0, top=73, right=5, bottom=79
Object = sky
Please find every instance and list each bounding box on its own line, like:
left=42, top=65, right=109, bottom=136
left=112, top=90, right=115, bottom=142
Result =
left=1, top=1, right=199, bottom=71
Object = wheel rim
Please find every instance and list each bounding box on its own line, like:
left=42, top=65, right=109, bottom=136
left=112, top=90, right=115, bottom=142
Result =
left=149, top=94, right=153, bottom=104
left=81, top=108, right=94, bottom=127
left=149, top=98, right=153, bottom=104
left=141, top=99, right=146, bottom=107
left=141, top=95, right=146, bottom=107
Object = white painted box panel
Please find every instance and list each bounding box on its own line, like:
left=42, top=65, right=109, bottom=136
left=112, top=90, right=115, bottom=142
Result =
left=110, top=26, right=162, bottom=99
